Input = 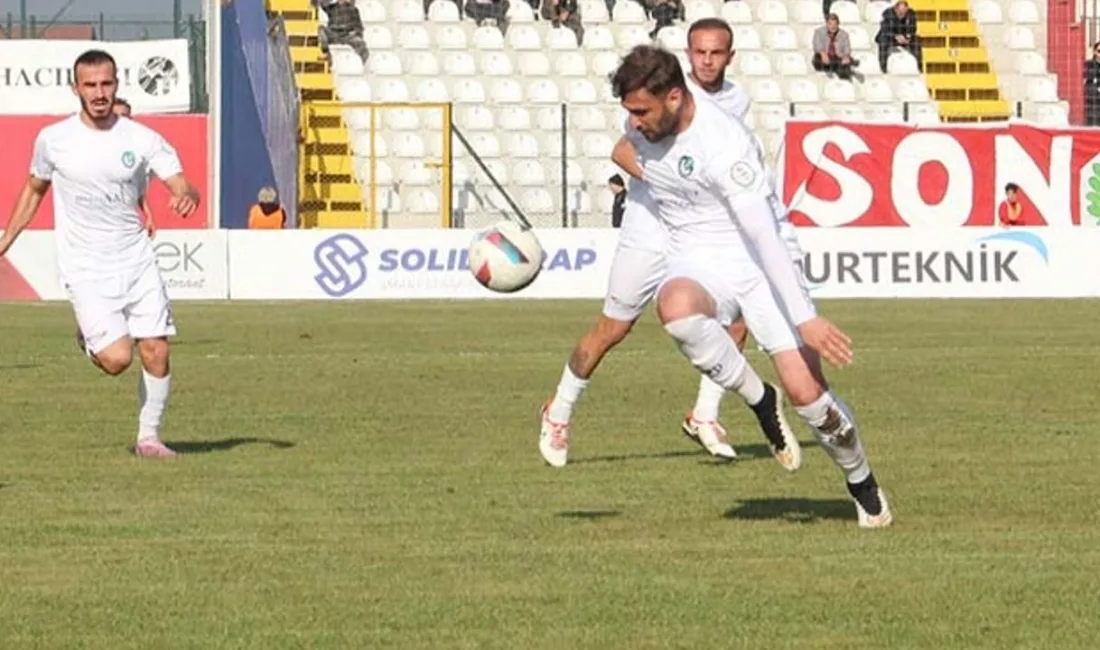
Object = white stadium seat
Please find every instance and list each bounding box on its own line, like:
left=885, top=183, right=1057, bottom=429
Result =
left=757, top=0, right=789, bottom=24
left=442, top=51, right=476, bottom=76
left=733, top=26, right=762, bottom=50
left=1005, top=26, right=1036, bottom=50
left=775, top=53, right=808, bottom=75
left=749, top=79, right=784, bottom=103
left=723, top=0, right=754, bottom=24
left=374, top=78, right=410, bottom=101
left=397, top=25, right=431, bottom=50
left=452, top=79, right=486, bottom=103
left=786, top=78, right=821, bottom=103
left=848, top=26, right=871, bottom=50
left=489, top=78, right=524, bottom=103
left=527, top=79, right=561, bottom=104
left=393, top=0, right=424, bottom=22
left=868, top=104, right=905, bottom=123
left=893, top=77, right=930, bottom=102
left=426, top=0, right=459, bottom=22
left=547, top=27, right=579, bottom=50
left=831, top=0, right=860, bottom=23
left=765, top=26, right=798, bottom=50
left=861, top=78, right=895, bottom=103
left=358, top=0, right=386, bottom=23
left=414, top=79, right=448, bottom=103
left=523, top=189, right=556, bottom=214
left=794, top=1, right=821, bottom=24
left=460, top=106, right=496, bottom=131
left=887, top=51, right=921, bottom=74
left=738, top=52, right=773, bottom=76
left=357, top=159, right=393, bottom=186
left=656, top=25, right=688, bottom=50
left=433, top=25, right=467, bottom=49
left=383, top=107, right=419, bottom=132
left=582, top=134, right=615, bottom=158
left=406, top=189, right=440, bottom=215
left=508, top=25, right=542, bottom=50
left=364, top=25, right=393, bottom=50
left=555, top=52, right=588, bottom=76
left=331, top=47, right=364, bottom=76
left=535, top=106, right=562, bottom=130
left=342, top=107, right=372, bottom=130
left=833, top=105, right=866, bottom=121
left=584, top=25, right=616, bottom=51
left=1015, top=51, right=1047, bottom=74
left=514, top=160, right=547, bottom=186
left=405, top=51, right=439, bottom=76
left=516, top=52, right=551, bottom=76
left=1009, top=0, right=1041, bottom=24
left=565, top=79, right=599, bottom=104
left=612, top=0, right=647, bottom=23
left=473, top=25, right=506, bottom=50
left=615, top=25, right=651, bottom=49
left=368, top=51, right=402, bottom=76
left=507, top=133, right=541, bottom=158
left=1034, top=103, right=1069, bottom=125
left=506, top=1, right=536, bottom=23
left=580, top=0, right=610, bottom=23
left=972, top=0, right=1004, bottom=23
left=390, top=133, right=425, bottom=158
left=571, top=106, right=607, bottom=131
left=497, top=106, right=531, bottom=130
left=480, top=51, right=514, bottom=76
left=1026, top=76, right=1059, bottom=101
left=824, top=79, right=857, bottom=103
left=399, top=161, right=434, bottom=186
left=543, top=133, right=578, bottom=159
left=467, top=133, right=501, bottom=158
left=909, top=103, right=941, bottom=125
left=590, top=51, right=620, bottom=77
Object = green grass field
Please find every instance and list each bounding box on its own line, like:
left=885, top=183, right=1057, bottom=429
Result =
left=1, top=299, right=1098, bottom=649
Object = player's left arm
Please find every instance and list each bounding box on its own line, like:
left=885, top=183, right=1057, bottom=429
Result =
left=706, top=155, right=853, bottom=366
left=147, top=133, right=200, bottom=218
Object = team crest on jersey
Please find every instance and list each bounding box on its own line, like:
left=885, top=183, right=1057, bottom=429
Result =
left=678, top=155, right=694, bottom=178
left=729, top=161, right=756, bottom=187
left=121, top=151, right=136, bottom=169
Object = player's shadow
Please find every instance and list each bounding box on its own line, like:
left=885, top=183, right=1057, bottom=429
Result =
left=572, top=441, right=820, bottom=466
left=165, top=437, right=296, bottom=454
left=570, top=450, right=701, bottom=465
left=734, top=440, right=821, bottom=461
left=0, top=363, right=42, bottom=371
left=724, top=498, right=855, bottom=524
left=556, top=509, right=622, bottom=521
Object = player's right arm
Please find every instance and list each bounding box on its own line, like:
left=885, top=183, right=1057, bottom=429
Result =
left=0, top=132, right=53, bottom=257
left=611, top=136, right=644, bottom=181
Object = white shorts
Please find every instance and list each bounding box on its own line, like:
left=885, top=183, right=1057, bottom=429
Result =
left=602, top=244, right=667, bottom=322
left=661, top=250, right=808, bottom=355
left=65, top=261, right=176, bottom=354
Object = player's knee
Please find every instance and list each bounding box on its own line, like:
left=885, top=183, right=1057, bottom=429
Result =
left=96, top=349, right=132, bottom=376
left=656, top=279, right=712, bottom=324
left=136, top=338, right=171, bottom=377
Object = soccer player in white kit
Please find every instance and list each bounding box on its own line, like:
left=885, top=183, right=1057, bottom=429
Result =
left=540, top=19, right=801, bottom=469
left=0, top=50, right=201, bottom=458
left=609, top=45, right=892, bottom=528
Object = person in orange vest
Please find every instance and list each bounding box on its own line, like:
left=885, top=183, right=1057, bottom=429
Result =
left=997, top=182, right=1023, bottom=227
left=248, top=186, right=287, bottom=229
left=113, top=97, right=157, bottom=239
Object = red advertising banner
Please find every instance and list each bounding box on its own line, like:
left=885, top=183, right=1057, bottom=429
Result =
left=0, top=114, right=208, bottom=230
left=782, top=120, right=1100, bottom=228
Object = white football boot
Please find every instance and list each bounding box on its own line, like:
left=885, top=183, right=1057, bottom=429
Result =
left=681, top=415, right=737, bottom=460
left=539, top=401, right=569, bottom=468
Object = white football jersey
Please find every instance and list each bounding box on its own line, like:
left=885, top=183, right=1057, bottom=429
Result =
left=635, top=97, right=782, bottom=256
left=30, top=115, right=183, bottom=279
left=685, top=74, right=751, bottom=122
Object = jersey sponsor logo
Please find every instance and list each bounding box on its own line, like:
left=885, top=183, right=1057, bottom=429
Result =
left=677, top=155, right=695, bottom=178
left=313, top=233, right=369, bottom=298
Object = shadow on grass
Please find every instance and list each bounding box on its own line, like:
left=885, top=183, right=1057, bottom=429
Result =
left=164, top=437, right=296, bottom=454
left=571, top=440, right=820, bottom=466
left=556, top=510, right=622, bottom=521
left=724, top=498, right=855, bottom=524
left=0, top=363, right=42, bottom=371
left=570, top=450, right=702, bottom=465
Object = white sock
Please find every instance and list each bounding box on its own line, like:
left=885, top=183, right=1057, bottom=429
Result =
left=794, top=391, right=870, bottom=484
left=692, top=375, right=726, bottom=421
left=138, top=370, right=171, bottom=442
left=664, top=315, right=766, bottom=407
left=548, top=365, right=589, bottom=423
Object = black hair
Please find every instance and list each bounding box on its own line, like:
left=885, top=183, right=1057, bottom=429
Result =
left=610, top=45, right=686, bottom=100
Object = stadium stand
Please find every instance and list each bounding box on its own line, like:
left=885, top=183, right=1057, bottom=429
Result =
left=265, top=0, right=1071, bottom=229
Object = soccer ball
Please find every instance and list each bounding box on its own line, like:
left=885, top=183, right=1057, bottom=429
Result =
left=468, top=220, right=546, bottom=293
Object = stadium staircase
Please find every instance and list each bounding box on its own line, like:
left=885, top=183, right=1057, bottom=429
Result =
left=911, top=0, right=1011, bottom=121
left=266, top=0, right=365, bottom=228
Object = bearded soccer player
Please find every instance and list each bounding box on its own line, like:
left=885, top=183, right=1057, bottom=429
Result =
left=0, top=50, right=201, bottom=458
left=540, top=19, right=800, bottom=471
left=608, top=45, right=892, bottom=528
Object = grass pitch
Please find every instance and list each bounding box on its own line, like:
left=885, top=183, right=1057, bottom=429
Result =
left=1, top=299, right=1098, bottom=649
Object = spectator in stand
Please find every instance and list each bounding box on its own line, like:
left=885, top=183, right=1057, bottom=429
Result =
left=609, top=174, right=626, bottom=228
left=647, top=0, right=682, bottom=39
left=998, top=183, right=1023, bottom=227
left=812, top=13, right=856, bottom=81
left=248, top=186, right=288, bottom=229
left=112, top=98, right=157, bottom=240
left=875, top=0, right=921, bottom=74
left=542, top=0, right=584, bottom=46
left=466, top=0, right=510, bottom=29
left=1085, top=42, right=1100, bottom=126
left=314, top=0, right=369, bottom=64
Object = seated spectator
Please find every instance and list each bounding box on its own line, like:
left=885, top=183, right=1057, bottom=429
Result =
left=466, top=0, right=510, bottom=29
left=541, top=0, right=583, bottom=45
left=314, top=0, right=368, bottom=64
left=812, top=14, right=856, bottom=81
left=647, top=0, right=682, bottom=39
left=875, top=0, right=921, bottom=73
left=248, top=186, right=287, bottom=229
left=1085, top=41, right=1100, bottom=126
left=998, top=183, right=1023, bottom=227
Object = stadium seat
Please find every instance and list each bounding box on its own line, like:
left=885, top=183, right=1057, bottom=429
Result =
left=1004, top=26, right=1036, bottom=50
left=1034, top=103, right=1069, bottom=125
left=555, top=52, right=588, bottom=76
left=452, top=79, right=487, bottom=103
left=351, top=132, right=388, bottom=158
left=750, top=79, right=784, bottom=103
left=481, top=51, right=515, bottom=76
left=733, top=26, right=762, bottom=50
left=498, top=105, right=531, bottom=130
left=405, top=189, right=440, bottom=216
left=723, top=1, right=753, bottom=24
left=1015, top=51, right=1047, bottom=75
left=571, top=106, right=607, bottom=131
left=489, top=78, right=524, bottom=103
left=513, top=55, right=549, bottom=79
left=367, top=51, right=402, bottom=76
left=738, top=52, right=773, bottom=76
left=357, top=158, right=394, bottom=186
left=364, top=25, right=394, bottom=50
left=824, top=79, right=857, bottom=103
left=543, top=132, right=578, bottom=159
left=861, top=78, right=895, bottom=102
left=474, top=25, right=506, bottom=50
left=795, top=104, right=829, bottom=121
left=522, top=188, right=556, bottom=214
left=397, top=25, right=431, bottom=50
left=414, top=78, right=448, bottom=103
left=391, top=133, right=426, bottom=157
left=343, top=107, right=372, bottom=130
left=433, top=25, right=467, bottom=49
left=443, top=51, right=477, bottom=76
left=535, top=106, right=563, bottom=130
left=565, top=79, right=599, bottom=104
left=507, top=133, right=541, bottom=157
left=1009, top=0, right=1041, bottom=24
left=399, top=160, right=435, bottom=186
left=581, top=134, right=614, bottom=158
left=656, top=25, right=688, bottom=50
left=775, top=53, right=808, bottom=75
left=405, top=51, right=439, bottom=76
left=584, top=25, right=616, bottom=51
left=357, top=0, right=386, bottom=22
left=612, top=0, right=647, bottom=23
left=794, top=1, right=820, bottom=24
left=833, top=105, right=866, bottom=121
left=786, top=78, right=821, bottom=103
left=765, top=26, right=798, bottom=50
left=383, top=107, right=420, bottom=131
left=893, top=77, right=930, bottom=102
left=590, top=51, right=620, bottom=77
left=527, top=79, right=561, bottom=103
left=830, top=0, right=860, bottom=23
left=567, top=188, right=594, bottom=218
left=507, top=1, right=536, bottom=23
left=581, top=0, right=610, bottom=23
left=867, top=104, right=905, bottom=122
left=547, top=27, right=579, bottom=51
left=467, top=133, right=502, bottom=158
left=461, top=105, right=496, bottom=130
left=374, top=78, right=410, bottom=101
left=615, top=25, right=652, bottom=49
left=909, top=103, right=941, bottom=124
left=848, top=26, right=871, bottom=50
left=1026, top=76, right=1059, bottom=102
left=426, top=0, right=460, bottom=22
left=755, top=105, right=788, bottom=132
left=887, top=51, right=921, bottom=74
left=509, top=25, right=542, bottom=50
left=971, top=0, right=1004, bottom=23
left=684, top=0, right=717, bottom=20
left=757, top=0, right=790, bottom=24
left=514, top=160, right=548, bottom=185
left=393, top=0, right=425, bottom=22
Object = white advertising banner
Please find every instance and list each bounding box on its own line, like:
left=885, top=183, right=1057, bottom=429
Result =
left=796, top=227, right=1100, bottom=298
left=0, top=39, right=192, bottom=114
left=226, top=229, right=620, bottom=300
left=0, top=230, right=227, bottom=301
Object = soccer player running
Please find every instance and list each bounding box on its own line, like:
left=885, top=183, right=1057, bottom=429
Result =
left=608, top=45, right=892, bottom=528
left=540, top=18, right=802, bottom=470
left=0, top=50, right=201, bottom=458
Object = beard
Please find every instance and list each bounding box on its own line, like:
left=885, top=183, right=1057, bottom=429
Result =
left=641, top=109, right=679, bottom=142
left=81, top=95, right=114, bottom=121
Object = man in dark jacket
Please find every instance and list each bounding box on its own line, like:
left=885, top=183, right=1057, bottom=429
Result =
left=314, top=0, right=369, bottom=64
left=1085, top=41, right=1100, bottom=126
left=609, top=174, right=626, bottom=228
left=875, top=1, right=920, bottom=73
left=541, top=0, right=583, bottom=45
